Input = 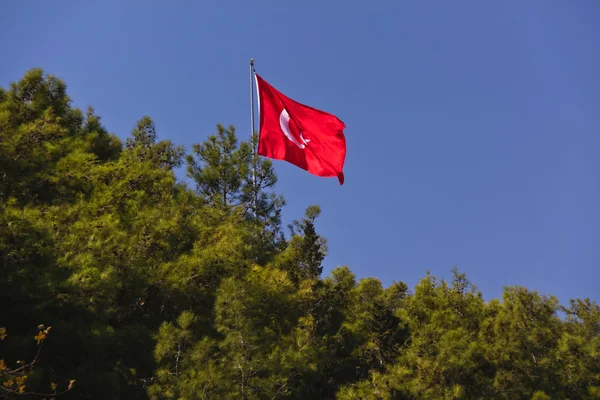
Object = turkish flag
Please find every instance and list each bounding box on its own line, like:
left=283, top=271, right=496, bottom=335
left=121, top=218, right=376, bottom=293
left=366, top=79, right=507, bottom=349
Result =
left=255, top=74, right=347, bottom=185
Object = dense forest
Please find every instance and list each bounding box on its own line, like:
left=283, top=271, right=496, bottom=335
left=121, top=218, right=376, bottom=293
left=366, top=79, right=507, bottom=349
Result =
left=1, top=69, right=599, bottom=400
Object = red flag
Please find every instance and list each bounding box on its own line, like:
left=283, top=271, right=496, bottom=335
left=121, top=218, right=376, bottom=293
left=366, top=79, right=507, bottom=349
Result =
left=255, top=74, right=347, bottom=185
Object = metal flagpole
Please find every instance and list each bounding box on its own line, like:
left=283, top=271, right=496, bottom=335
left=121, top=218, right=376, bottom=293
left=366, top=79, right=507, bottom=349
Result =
left=249, top=58, right=257, bottom=217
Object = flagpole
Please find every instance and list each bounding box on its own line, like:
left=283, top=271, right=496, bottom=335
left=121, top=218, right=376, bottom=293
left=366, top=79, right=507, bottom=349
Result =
left=250, top=58, right=257, bottom=217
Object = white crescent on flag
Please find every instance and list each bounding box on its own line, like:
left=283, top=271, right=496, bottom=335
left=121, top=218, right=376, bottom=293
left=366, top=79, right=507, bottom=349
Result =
left=279, top=108, right=309, bottom=149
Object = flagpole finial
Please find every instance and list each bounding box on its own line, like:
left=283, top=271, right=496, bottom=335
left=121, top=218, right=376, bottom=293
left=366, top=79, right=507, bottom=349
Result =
left=250, top=58, right=254, bottom=66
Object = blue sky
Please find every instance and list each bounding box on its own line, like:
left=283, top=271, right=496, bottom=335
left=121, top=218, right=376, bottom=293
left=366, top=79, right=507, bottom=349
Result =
left=2, top=0, right=599, bottom=304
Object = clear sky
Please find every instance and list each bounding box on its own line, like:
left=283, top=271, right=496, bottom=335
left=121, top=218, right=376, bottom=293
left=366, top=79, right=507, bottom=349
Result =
left=2, top=0, right=598, bottom=305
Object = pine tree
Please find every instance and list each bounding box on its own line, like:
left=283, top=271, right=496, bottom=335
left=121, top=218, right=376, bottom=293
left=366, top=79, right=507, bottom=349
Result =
left=126, top=116, right=184, bottom=170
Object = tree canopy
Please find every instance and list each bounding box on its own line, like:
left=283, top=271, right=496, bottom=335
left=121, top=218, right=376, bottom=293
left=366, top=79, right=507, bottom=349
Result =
left=1, top=69, right=599, bottom=399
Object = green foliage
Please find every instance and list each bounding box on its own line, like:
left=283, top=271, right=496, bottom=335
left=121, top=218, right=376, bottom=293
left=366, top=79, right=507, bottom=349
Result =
left=126, top=116, right=184, bottom=170
left=186, top=126, right=285, bottom=256
left=271, top=205, right=327, bottom=285
left=1, top=68, right=599, bottom=400
left=0, top=69, right=120, bottom=205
